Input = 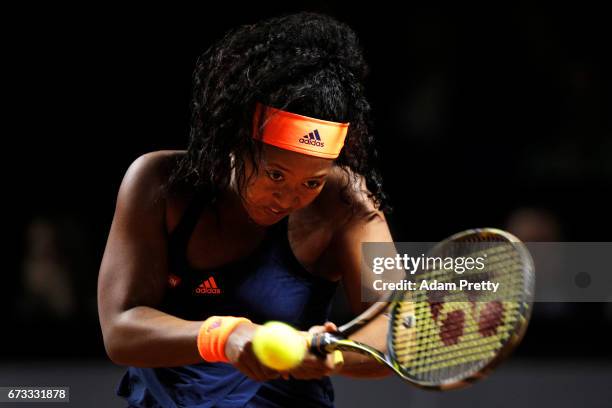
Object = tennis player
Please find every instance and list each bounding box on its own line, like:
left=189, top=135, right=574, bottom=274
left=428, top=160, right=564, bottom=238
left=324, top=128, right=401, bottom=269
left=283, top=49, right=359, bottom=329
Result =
left=98, top=12, right=393, bottom=408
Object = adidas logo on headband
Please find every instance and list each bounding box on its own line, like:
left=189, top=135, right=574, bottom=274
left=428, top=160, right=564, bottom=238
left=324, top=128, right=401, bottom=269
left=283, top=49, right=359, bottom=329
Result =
left=298, top=129, right=325, bottom=148
left=253, top=103, right=349, bottom=159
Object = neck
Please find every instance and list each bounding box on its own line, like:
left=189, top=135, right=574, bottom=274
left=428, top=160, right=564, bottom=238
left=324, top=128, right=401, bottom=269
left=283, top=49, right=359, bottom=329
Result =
left=215, top=180, right=267, bottom=233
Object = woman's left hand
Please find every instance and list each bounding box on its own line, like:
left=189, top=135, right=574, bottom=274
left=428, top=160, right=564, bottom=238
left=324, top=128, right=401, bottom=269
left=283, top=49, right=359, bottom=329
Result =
left=280, top=321, right=343, bottom=380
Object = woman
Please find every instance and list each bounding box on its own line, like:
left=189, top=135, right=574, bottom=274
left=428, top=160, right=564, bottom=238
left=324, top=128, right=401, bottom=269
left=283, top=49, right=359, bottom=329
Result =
left=98, top=11, right=393, bottom=408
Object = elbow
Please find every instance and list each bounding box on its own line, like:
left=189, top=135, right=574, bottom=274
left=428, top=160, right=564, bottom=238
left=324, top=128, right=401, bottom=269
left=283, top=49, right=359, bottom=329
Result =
left=105, top=345, right=126, bottom=367
left=101, top=312, right=135, bottom=366
left=101, top=310, right=153, bottom=368
left=102, top=325, right=128, bottom=366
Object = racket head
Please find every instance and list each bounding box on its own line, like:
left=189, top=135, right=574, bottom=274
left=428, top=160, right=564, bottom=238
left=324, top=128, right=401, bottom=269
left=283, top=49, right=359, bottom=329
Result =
left=387, top=228, right=535, bottom=390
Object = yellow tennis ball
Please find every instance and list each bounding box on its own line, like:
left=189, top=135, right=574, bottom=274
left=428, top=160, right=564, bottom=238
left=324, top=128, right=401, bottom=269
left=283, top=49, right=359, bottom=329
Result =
left=252, top=321, right=307, bottom=371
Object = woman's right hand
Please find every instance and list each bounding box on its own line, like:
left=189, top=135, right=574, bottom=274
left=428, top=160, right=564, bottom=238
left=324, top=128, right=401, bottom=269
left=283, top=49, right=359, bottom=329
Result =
left=225, top=322, right=281, bottom=381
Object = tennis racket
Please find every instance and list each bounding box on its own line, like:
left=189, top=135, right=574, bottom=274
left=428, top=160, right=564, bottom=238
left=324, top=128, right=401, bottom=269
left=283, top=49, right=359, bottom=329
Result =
left=309, top=228, right=535, bottom=390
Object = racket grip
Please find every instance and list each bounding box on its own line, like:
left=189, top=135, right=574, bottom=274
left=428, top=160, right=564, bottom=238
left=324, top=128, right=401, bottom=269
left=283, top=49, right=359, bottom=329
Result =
left=309, top=332, right=343, bottom=357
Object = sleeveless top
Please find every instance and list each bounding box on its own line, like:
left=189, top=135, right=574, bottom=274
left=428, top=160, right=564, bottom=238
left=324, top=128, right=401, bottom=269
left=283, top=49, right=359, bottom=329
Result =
left=116, top=192, right=339, bottom=407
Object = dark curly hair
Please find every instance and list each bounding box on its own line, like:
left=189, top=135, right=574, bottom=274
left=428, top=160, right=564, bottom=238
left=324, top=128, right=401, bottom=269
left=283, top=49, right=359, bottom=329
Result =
left=164, top=11, right=389, bottom=212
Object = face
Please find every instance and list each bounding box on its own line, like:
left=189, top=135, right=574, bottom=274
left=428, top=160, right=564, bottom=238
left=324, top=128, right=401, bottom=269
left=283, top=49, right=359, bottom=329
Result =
left=237, top=144, right=334, bottom=225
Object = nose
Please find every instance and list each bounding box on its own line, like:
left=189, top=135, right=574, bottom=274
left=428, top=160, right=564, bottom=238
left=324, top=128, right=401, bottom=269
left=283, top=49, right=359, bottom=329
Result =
left=273, top=188, right=300, bottom=211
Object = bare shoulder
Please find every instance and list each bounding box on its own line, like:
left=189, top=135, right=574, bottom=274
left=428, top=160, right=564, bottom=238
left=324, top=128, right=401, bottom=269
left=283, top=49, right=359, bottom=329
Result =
left=311, top=165, right=384, bottom=231
left=118, top=150, right=188, bottom=231
left=122, top=150, right=184, bottom=193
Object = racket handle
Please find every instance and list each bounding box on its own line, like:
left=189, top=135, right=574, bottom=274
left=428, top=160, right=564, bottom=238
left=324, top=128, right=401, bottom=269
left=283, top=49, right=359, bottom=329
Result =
left=309, top=332, right=343, bottom=357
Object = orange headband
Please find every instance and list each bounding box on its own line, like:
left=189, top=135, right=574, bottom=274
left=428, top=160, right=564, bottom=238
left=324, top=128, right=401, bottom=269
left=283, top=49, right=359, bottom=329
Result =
left=252, top=102, right=349, bottom=159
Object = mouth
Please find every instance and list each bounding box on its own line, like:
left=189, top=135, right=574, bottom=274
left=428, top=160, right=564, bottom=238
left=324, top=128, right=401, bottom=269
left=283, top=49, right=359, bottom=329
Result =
left=266, top=207, right=288, bottom=217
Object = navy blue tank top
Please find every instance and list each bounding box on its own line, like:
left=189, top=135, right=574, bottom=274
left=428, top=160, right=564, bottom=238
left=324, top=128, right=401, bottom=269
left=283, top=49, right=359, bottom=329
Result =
left=116, top=192, right=339, bottom=407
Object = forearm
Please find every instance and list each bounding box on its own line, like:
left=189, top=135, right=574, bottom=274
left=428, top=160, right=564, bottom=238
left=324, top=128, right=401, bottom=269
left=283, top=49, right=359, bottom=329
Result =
left=104, top=306, right=203, bottom=367
left=333, top=312, right=392, bottom=378
left=335, top=351, right=391, bottom=378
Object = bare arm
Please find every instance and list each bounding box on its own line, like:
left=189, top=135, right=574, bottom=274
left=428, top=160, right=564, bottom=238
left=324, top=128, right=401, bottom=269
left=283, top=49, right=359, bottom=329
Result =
left=320, top=176, right=401, bottom=378
left=98, top=152, right=207, bottom=367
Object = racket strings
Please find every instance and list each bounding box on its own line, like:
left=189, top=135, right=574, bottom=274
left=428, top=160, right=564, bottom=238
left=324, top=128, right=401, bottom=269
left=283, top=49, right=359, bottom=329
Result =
left=393, top=303, right=521, bottom=363
left=406, top=244, right=527, bottom=302
left=395, top=302, right=521, bottom=347
left=416, top=244, right=521, bottom=280
left=412, top=250, right=522, bottom=289
left=392, top=301, right=521, bottom=377
left=410, top=270, right=525, bottom=303
left=393, top=301, right=519, bottom=351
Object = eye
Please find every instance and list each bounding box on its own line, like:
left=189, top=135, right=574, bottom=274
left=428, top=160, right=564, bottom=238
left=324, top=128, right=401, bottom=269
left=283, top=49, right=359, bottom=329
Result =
left=304, top=180, right=323, bottom=190
left=266, top=170, right=284, bottom=182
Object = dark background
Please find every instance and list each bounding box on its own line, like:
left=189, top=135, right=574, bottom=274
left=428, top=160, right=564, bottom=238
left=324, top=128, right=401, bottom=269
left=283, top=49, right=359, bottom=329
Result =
left=3, top=3, right=611, bottom=407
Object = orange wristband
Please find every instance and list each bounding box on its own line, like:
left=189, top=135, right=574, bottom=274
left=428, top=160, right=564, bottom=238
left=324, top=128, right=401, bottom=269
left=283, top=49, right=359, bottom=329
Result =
left=197, top=316, right=252, bottom=363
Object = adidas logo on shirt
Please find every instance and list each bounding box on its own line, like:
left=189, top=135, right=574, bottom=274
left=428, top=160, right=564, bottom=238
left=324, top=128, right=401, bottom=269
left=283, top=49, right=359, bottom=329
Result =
left=194, top=276, right=221, bottom=295
left=298, top=129, right=324, bottom=148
